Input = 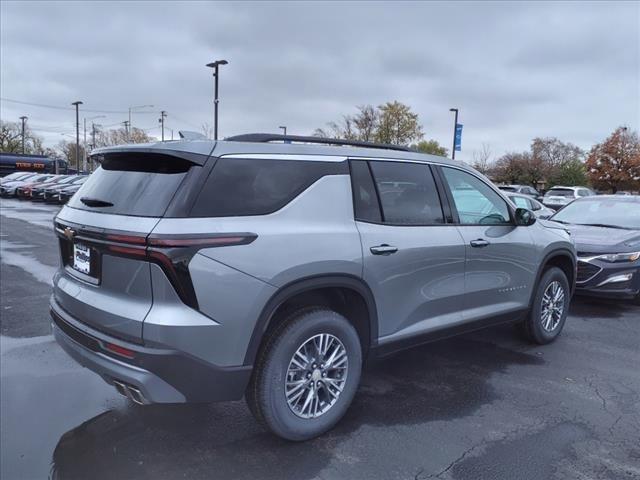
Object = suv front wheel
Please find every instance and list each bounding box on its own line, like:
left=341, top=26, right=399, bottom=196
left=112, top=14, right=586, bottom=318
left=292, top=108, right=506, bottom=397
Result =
left=246, top=307, right=362, bottom=441
left=522, top=267, right=570, bottom=344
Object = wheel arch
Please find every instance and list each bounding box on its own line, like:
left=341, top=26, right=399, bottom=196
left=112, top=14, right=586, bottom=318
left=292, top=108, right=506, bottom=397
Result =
left=243, top=274, right=379, bottom=366
left=530, top=248, right=576, bottom=307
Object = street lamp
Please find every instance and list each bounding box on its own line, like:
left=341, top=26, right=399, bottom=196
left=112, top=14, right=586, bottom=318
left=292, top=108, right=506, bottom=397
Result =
left=449, top=108, right=459, bottom=161
left=205, top=59, right=228, bottom=140
left=279, top=126, right=287, bottom=136
left=71, top=101, right=83, bottom=172
left=128, top=104, right=154, bottom=140
left=19, top=116, right=27, bottom=154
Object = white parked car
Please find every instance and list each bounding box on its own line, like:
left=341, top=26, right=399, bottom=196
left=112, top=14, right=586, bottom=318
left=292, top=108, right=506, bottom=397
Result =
left=543, top=186, right=595, bottom=211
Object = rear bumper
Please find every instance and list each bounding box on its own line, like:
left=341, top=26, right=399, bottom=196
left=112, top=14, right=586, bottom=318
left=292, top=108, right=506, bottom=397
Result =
left=51, top=297, right=252, bottom=404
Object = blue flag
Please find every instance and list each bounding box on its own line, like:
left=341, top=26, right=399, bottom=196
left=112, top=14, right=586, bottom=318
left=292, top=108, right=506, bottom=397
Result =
left=454, top=124, right=463, bottom=151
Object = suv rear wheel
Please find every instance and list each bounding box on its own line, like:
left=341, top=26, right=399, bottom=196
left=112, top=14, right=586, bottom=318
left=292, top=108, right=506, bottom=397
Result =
left=522, top=267, right=570, bottom=344
left=246, top=307, right=362, bottom=441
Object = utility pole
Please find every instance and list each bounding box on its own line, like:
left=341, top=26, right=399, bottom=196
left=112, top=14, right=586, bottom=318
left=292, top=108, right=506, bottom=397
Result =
left=159, top=110, right=167, bottom=141
left=83, top=115, right=105, bottom=171
left=71, top=101, right=83, bottom=172
left=19, top=116, right=27, bottom=154
left=206, top=59, right=228, bottom=140
left=279, top=126, right=287, bottom=136
left=91, top=123, right=98, bottom=152
left=123, top=120, right=130, bottom=139
left=449, top=108, right=459, bottom=161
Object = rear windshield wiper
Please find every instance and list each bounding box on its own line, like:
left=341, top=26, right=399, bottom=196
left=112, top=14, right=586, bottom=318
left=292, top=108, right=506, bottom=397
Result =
left=80, top=197, right=114, bottom=207
left=577, top=223, right=630, bottom=230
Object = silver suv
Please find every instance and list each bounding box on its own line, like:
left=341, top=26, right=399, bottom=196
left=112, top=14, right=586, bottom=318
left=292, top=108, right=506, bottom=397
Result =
left=51, top=133, right=576, bottom=440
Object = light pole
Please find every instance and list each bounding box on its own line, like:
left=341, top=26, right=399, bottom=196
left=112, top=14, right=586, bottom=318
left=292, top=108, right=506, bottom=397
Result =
left=19, top=116, right=27, bottom=154
left=279, top=126, right=287, bottom=136
left=205, top=59, right=228, bottom=140
left=71, top=101, right=83, bottom=172
left=159, top=110, right=167, bottom=141
left=84, top=115, right=105, bottom=170
left=449, top=108, right=459, bottom=160
left=128, top=104, right=154, bottom=140
left=122, top=120, right=130, bottom=138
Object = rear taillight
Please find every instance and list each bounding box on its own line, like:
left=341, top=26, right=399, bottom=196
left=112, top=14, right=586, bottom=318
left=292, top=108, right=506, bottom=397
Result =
left=105, top=342, right=135, bottom=359
left=96, top=230, right=256, bottom=310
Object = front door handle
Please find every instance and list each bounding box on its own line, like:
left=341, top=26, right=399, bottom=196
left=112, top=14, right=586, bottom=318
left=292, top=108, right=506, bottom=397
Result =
left=470, top=239, right=490, bottom=248
left=370, top=244, right=398, bottom=255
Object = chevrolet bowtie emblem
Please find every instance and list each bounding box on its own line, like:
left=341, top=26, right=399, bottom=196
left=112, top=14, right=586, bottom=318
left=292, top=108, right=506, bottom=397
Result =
left=63, top=227, right=75, bottom=240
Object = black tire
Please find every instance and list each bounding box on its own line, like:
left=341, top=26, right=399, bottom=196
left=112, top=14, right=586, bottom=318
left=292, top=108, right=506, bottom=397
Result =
left=522, top=267, right=570, bottom=344
left=246, top=307, right=362, bottom=441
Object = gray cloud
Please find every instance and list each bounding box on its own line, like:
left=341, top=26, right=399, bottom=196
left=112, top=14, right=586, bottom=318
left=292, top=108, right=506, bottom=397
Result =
left=1, top=0, right=638, bottom=162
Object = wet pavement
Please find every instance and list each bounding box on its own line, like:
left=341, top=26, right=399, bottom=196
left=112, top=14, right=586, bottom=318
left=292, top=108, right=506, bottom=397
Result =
left=1, top=197, right=639, bottom=480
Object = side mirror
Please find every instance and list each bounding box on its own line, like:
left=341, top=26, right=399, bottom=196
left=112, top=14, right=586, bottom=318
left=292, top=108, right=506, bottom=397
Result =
left=515, top=208, right=536, bottom=226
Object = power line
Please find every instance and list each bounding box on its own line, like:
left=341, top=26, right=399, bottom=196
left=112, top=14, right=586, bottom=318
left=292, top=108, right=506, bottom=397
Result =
left=1, top=97, right=155, bottom=115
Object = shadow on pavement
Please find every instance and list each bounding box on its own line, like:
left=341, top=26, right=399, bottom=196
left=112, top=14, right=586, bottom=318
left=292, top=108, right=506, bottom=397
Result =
left=51, top=326, right=542, bottom=480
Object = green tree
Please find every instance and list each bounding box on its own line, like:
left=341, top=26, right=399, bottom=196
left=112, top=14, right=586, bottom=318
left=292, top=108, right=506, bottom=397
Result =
left=315, top=101, right=423, bottom=146
left=375, top=101, right=423, bottom=146
left=548, top=159, right=589, bottom=187
left=0, top=120, right=46, bottom=154
left=412, top=139, right=448, bottom=157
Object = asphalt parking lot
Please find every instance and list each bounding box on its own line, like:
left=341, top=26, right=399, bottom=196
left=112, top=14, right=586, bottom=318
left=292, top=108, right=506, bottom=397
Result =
left=1, top=197, right=639, bottom=480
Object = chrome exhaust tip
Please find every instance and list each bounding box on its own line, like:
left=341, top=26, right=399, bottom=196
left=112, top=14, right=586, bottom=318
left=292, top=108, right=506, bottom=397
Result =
left=127, top=386, right=146, bottom=405
left=113, top=380, right=128, bottom=398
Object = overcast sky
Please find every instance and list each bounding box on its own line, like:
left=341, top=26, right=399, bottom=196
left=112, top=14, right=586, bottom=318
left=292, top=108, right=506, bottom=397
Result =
left=1, top=1, right=638, bottom=161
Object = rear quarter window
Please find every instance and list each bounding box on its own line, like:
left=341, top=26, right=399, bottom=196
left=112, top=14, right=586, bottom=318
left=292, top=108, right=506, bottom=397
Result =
left=190, top=158, right=347, bottom=217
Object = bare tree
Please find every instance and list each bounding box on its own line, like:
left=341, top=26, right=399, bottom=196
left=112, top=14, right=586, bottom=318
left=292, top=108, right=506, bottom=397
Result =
left=472, top=143, right=492, bottom=174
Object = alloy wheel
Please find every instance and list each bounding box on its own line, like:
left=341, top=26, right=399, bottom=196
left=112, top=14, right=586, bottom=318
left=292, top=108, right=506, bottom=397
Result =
left=541, top=280, right=566, bottom=332
left=285, top=333, right=348, bottom=419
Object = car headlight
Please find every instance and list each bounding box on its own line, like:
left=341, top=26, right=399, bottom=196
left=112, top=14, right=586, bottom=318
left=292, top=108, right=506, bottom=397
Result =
left=594, top=252, right=640, bottom=263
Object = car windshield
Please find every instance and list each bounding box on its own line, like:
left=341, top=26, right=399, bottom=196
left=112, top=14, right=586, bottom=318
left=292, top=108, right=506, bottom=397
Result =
left=545, top=188, right=574, bottom=197
left=499, top=186, right=517, bottom=192
left=551, top=198, right=640, bottom=229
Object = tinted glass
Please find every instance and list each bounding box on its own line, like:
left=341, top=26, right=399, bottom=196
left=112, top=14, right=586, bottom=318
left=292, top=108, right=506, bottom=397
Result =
left=545, top=188, right=575, bottom=197
left=350, top=160, right=381, bottom=222
left=499, top=186, right=517, bottom=192
left=442, top=167, right=511, bottom=225
left=510, top=195, right=531, bottom=209
left=68, top=154, right=191, bottom=217
left=191, top=158, right=345, bottom=217
left=552, top=198, right=640, bottom=229
left=368, top=161, right=443, bottom=225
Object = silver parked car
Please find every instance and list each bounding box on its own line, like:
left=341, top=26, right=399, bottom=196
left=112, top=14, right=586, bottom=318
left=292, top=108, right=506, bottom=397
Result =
left=506, top=192, right=555, bottom=219
left=543, top=186, right=595, bottom=210
left=51, top=133, right=576, bottom=440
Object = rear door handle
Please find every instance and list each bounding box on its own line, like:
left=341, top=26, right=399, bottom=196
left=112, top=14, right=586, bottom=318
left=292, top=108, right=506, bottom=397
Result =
left=470, top=239, right=490, bottom=248
left=370, top=244, right=398, bottom=255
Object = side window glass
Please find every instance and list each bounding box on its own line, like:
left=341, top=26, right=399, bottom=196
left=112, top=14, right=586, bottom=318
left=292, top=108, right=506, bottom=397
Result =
left=350, top=160, right=381, bottom=223
left=512, top=196, right=529, bottom=209
left=442, top=167, right=511, bottom=225
left=191, top=158, right=344, bottom=217
left=369, top=161, right=444, bottom=225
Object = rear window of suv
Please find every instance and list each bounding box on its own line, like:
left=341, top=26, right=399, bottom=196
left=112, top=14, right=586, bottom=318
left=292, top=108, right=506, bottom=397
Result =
left=545, top=188, right=575, bottom=197
left=67, top=153, right=192, bottom=217
left=190, top=158, right=347, bottom=217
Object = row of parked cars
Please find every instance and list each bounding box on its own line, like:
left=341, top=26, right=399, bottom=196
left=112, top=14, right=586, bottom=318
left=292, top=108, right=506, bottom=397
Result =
left=0, top=172, right=88, bottom=203
left=497, top=184, right=600, bottom=219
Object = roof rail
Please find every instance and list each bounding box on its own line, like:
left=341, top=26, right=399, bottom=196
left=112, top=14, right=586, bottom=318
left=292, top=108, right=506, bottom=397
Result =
left=224, top=133, right=413, bottom=152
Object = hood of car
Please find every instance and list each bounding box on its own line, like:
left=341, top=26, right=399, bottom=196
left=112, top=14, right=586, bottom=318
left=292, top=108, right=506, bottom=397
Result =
left=560, top=224, right=640, bottom=253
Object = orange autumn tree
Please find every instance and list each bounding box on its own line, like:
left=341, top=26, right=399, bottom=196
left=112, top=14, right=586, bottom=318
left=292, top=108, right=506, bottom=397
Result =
left=585, top=127, right=640, bottom=192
